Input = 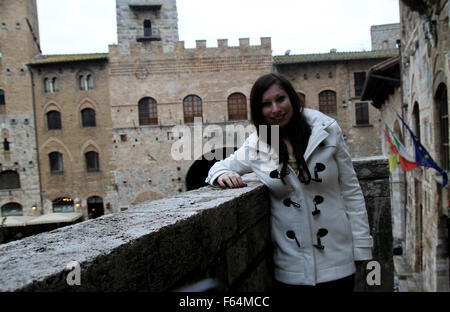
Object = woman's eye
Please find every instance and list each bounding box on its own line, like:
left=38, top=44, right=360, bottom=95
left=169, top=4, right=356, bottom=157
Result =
left=262, top=102, right=271, bottom=108
left=276, top=96, right=286, bottom=103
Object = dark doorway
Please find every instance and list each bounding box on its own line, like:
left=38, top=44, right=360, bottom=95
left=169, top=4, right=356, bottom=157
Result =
left=87, top=196, right=104, bottom=219
left=185, top=147, right=237, bottom=191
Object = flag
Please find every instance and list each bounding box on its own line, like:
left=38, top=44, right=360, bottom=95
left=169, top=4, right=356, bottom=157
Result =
left=394, top=111, right=448, bottom=187
left=380, top=123, right=399, bottom=172
left=382, top=120, right=419, bottom=171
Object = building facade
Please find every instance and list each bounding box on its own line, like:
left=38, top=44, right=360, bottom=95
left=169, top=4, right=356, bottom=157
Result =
left=0, top=0, right=42, bottom=219
left=28, top=54, right=112, bottom=218
left=274, top=49, right=398, bottom=157
left=1, top=1, right=399, bottom=232
left=362, top=0, right=449, bottom=292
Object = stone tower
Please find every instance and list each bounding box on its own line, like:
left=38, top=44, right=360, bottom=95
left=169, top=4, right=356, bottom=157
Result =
left=371, top=23, right=400, bottom=50
left=0, top=0, right=40, bottom=114
left=0, top=0, right=42, bottom=217
left=116, top=0, right=179, bottom=54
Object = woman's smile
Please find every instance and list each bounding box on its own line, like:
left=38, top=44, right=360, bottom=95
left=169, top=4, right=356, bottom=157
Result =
left=261, top=84, right=293, bottom=127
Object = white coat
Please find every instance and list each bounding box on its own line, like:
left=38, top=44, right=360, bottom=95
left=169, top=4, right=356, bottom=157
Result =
left=205, top=108, right=373, bottom=285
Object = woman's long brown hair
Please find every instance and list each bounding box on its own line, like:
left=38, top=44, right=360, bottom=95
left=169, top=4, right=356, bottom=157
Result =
left=250, top=73, right=312, bottom=184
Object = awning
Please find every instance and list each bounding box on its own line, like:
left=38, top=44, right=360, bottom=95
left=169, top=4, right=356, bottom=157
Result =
left=2, top=216, right=37, bottom=227
left=360, top=55, right=400, bottom=109
left=26, top=212, right=83, bottom=225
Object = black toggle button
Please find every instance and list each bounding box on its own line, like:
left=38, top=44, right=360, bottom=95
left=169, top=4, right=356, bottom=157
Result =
left=283, top=198, right=301, bottom=208
left=313, top=228, right=328, bottom=250
left=312, top=195, right=323, bottom=216
left=286, top=230, right=301, bottom=248
left=270, top=170, right=280, bottom=179
left=312, top=163, right=326, bottom=182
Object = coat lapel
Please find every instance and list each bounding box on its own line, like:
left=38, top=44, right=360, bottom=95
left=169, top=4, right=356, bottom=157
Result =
left=304, top=127, right=329, bottom=162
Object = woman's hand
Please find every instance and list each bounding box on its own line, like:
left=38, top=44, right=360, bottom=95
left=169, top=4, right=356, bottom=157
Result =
left=216, top=172, right=247, bottom=188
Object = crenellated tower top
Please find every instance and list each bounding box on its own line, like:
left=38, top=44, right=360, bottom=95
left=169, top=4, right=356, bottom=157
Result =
left=116, top=0, right=179, bottom=54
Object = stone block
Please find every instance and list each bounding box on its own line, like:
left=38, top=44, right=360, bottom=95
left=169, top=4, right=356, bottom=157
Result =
left=226, top=216, right=270, bottom=286
left=235, top=185, right=270, bottom=233
left=236, top=255, right=273, bottom=292
left=353, top=157, right=390, bottom=180
left=359, top=179, right=390, bottom=198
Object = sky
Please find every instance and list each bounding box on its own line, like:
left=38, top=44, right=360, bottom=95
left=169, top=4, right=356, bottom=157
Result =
left=36, top=0, right=400, bottom=56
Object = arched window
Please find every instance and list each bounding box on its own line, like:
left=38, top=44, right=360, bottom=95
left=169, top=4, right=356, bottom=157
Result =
left=87, top=74, right=94, bottom=89
left=81, top=108, right=96, bottom=127
left=227, top=93, right=247, bottom=120
left=49, top=152, right=63, bottom=175
left=0, top=170, right=20, bottom=189
left=436, top=83, right=448, bottom=170
left=183, top=95, right=202, bottom=123
left=44, top=74, right=59, bottom=93
left=52, top=77, right=58, bottom=91
left=1, top=203, right=23, bottom=217
left=413, top=102, right=421, bottom=141
left=47, top=110, right=61, bottom=130
left=319, top=90, right=337, bottom=118
left=78, top=71, right=94, bottom=90
left=85, top=151, right=100, bottom=172
left=52, top=197, right=74, bottom=213
left=138, top=97, right=158, bottom=125
left=144, top=20, right=152, bottom=37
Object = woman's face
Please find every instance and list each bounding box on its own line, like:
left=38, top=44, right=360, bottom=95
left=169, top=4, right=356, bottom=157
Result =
left=261, top=83, right=293, bottom=127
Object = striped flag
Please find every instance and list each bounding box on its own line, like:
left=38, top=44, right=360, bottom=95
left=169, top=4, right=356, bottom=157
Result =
left=380, top=123, right=400, bottom=172
left=382, top=120, right=419, bottom=172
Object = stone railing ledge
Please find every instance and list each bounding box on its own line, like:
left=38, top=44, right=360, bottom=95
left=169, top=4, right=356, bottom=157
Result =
left=0, top=176, right=269, bottom=292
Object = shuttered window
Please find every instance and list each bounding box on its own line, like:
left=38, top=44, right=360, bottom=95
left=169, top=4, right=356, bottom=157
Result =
left=354, top=72, right=366, bottom=97
left=47, top=111, right=62, bottom=130
left=49, top=152, right=63, bottom=175
left=81, top=108, right=96, bottom=127
left=0, top=171, right=21, bottom=189
left=138, top=97, right=158, bottom=125
left=227, top=93, right=247, bottom=120
left=183, top=95, right=202, bottom=123
left=355, top=102, right=369, bottom=125
left=85, top=151, right=100, bottom=172
left=319, top=90, right=337, bottom=118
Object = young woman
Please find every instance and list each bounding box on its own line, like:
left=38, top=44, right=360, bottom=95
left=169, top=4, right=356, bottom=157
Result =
left=205, top=73, right=373, bottom=291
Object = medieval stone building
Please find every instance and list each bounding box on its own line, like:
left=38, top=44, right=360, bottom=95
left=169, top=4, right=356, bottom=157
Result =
left=362, top=0, right=449, bottom=292
left=0, top=0, right=41, bottom=219
left=1, top=0, right=398, bottom=236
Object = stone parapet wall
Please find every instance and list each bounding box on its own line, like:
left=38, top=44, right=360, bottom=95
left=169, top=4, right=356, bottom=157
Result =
left=0, top=158, right=392, bottom=292
left=108, top=38, right=272, bottom=77
left=0, top=178, right=272, bottom=292
left=353, top=156, right=394, bottom=291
